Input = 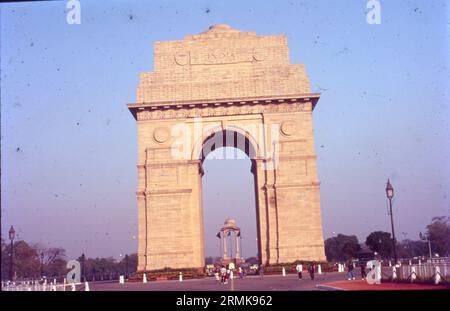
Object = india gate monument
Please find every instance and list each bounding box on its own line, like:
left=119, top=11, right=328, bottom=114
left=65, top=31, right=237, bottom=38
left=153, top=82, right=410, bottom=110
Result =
left=128, top=24, right=326, bottom=272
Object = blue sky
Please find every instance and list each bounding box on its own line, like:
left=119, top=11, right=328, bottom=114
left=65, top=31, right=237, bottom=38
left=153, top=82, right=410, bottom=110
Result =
left=1, top=0, right=449, bottom=260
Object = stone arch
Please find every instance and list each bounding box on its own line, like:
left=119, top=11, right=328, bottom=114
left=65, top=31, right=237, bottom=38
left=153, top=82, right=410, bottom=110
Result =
left=128, top=25, right=326, bottom=272
left=191, top=125, right=261, bottom=162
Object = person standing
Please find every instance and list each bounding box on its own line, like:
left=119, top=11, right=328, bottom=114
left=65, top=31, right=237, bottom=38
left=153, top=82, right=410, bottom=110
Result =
left=225, top=267, right=230, bottom=284
left=347, top=261, right=355, bottom=280
left=296, top=263, right=303, bottom=280
left=220, top=266, right=227, bottom=284
left=259, top=264, right=264, bottom=280
left=308, top=263, right=315, bottom=280
left=360, top=262, right=366, bottom=280
left=214, top=266, right=220, bottom=282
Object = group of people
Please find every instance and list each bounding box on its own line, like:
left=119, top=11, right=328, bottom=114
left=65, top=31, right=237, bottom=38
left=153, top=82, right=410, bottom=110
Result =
left=214, top=261, right=368, bottom=283
left=295, top=261, right=368, bottom=281
left=347, top=261, right=367, bottom=280
left=215, top=263, right=248, bottom=284
left=295, top=263, right=317, bottom=280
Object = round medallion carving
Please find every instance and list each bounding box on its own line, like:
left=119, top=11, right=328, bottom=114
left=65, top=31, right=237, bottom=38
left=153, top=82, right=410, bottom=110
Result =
left=153, top=127, right=170, bottom=143
left=253, top=48, right=267, bottom=61
left=174, top=53, right=189, bottom=66
left=280, top=120, right=297, bottom=137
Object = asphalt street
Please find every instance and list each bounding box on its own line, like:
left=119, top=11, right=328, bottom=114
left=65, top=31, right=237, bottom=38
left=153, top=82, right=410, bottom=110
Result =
left=89, top=271, right=352, bottom=291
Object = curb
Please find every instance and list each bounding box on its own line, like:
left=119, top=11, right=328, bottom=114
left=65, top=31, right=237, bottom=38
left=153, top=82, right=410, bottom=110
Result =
left=316, top=284, right=345, bottom=291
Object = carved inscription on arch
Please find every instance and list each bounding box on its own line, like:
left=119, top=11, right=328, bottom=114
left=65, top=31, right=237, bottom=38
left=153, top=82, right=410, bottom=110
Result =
left=174, top=48, right=267, bottom=66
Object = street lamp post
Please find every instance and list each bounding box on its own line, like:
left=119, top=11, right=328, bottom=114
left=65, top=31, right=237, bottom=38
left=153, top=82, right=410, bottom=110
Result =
left=81, top=253, right=86, bottom=282
left=419, top=232, right=432, bottom=260
left=402, top=232, right=411, bottom=258
left=9, top=226, right=16, bottom=281
left=385, top=179, right=398, bottom=264
left=40, top=251, right=45, bottom=278
left=125, top=254, right=129, bottom=278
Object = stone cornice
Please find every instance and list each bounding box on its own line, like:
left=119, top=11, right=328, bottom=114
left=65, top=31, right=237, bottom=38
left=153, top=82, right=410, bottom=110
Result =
left=261, top=181, right=320, bottom=191
left=144, top=189, right=192, bottom=195
left=128, top=93, right=320, bottom=120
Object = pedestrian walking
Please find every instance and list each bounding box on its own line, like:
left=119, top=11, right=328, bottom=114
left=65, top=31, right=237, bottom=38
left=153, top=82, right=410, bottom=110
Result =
left=308, top=263, right=315, bottom=280
left=296, top=263, right=303, bottom=280
left=360, top=262, right=366, bottom=280
left=347, top=261, right=355, bottom=280
left=220, top=266, right=227, bottom=284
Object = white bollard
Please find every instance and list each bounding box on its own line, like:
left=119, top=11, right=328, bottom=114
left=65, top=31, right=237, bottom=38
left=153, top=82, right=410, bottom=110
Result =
left=389, top=260, right=392, bottom=267
left=85, top=282, right=90, bottom=291
left=318, top=264, right=322, bottom=275
left=434, top=266, right=441, bottom=285
left=143, top=273, right=147, bottom=283
left=282, top=267, right=286, bottom=277
left=71, top=282, right=76, bottom=291
left=119, top=275, right=124, bottom=284
left=411, top=266, right=417, bottom=282
left=409, top=260, right=412, bottom=266
left=63, top=278, right=66, bottom=291
left=418, top=259, right=421, bottom=265
left=392, top=266, right=397, bottom=280
left=179, top=272, right=183, bottom=282
left=53, top=278, right=56, bottom=285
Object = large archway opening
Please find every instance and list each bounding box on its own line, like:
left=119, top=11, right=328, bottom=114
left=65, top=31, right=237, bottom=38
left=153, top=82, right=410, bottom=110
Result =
left=200, top=130, right=261, bottom=267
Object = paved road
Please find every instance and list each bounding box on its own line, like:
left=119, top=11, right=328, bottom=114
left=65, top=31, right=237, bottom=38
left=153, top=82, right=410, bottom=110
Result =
left=89, top=272, right=351, bottom=291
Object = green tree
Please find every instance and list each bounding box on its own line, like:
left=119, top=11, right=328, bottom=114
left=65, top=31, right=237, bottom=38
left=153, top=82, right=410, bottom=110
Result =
left=11, top=240, right=41, bottom=279
left=35, top=244, right=67, bottom=277
left=426, top=216, right=450, bottom=257
left=325, top=234, right=361, bottom=261
left=1, top=237, right=10, bottom=280
left=365, top=231, right=393, bottom=259
left=119, top=253, right=137, bottom=275
left=397, top=239, right=428, bottom=258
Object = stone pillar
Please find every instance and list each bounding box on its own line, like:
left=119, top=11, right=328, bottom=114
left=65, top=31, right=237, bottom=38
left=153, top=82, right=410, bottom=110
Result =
left=223, top=233, right=228, bottom=259
left=140, top=151, right=204, bottom=270
left=252, top=158, right=270, bottom=265
left=235, top=234, right=240, bottom=259
left=264, top=107, right=326, bottom=263
left=136, top=191, right=147, bottom=271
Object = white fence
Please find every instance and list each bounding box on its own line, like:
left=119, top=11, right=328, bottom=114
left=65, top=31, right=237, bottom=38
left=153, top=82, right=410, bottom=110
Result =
left=398, top=263, right=449, bottom=282
left=1, top=280, right=87, bottom=291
